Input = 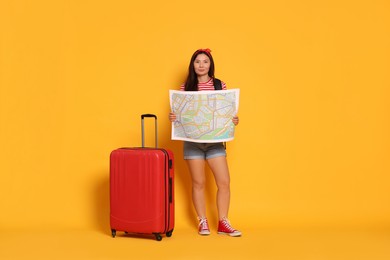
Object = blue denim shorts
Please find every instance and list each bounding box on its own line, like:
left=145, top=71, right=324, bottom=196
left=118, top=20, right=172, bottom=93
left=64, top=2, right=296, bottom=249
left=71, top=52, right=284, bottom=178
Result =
left=183, top=142, right=226, bottom=160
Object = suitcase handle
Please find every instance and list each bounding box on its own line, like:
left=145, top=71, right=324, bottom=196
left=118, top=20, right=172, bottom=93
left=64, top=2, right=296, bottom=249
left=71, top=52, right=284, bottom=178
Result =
left=141, top=114, right=158, bottom=148
left=141, top=114, right=157, bottom=120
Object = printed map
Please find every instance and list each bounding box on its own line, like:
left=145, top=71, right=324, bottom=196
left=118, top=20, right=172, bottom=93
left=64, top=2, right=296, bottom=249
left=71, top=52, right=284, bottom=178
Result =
left=169, top=89, right=240, bottom=143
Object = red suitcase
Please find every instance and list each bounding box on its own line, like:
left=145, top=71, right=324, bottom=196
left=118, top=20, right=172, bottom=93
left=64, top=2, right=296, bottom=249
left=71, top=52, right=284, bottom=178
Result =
left=110, top=114, right=174, bottom=241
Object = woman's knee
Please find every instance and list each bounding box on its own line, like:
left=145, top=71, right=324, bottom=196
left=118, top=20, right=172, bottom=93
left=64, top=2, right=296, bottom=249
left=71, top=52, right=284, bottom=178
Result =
left=192, top=179, right=206, bottom=191
left=216, top=178, right=230, bottom=191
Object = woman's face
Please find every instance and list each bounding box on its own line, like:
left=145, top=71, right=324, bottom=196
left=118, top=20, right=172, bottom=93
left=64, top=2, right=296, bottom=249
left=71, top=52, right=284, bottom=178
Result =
left=193, top=54, right=211, bottom=77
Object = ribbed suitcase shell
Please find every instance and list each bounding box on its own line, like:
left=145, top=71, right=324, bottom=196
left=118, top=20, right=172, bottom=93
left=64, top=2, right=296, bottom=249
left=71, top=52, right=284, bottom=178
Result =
left=110, top=147, right=174, bottom=240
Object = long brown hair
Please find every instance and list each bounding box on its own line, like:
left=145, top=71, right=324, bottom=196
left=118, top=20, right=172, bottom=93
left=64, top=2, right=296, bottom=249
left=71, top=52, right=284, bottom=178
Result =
left=184, top=49, right=215, bottom=91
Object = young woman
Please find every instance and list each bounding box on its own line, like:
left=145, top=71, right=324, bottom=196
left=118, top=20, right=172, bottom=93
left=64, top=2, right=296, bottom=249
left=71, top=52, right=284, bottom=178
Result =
left=169, top=49, right=241, bottom=237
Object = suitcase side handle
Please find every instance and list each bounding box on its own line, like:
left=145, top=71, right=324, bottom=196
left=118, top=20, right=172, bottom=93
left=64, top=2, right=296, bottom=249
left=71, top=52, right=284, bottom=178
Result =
left=141, top=114, right=158, bottom=148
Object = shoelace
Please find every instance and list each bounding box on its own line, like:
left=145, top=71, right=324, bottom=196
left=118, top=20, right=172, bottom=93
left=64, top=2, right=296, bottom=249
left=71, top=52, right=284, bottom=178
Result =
left=221, top=219, right=235, bottom=232
left=199, top=218, right=209, bottom=230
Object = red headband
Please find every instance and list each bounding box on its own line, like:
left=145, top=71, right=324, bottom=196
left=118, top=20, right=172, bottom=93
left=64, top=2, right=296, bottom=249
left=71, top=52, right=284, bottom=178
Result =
left=196, top=48, right=211, bottom=54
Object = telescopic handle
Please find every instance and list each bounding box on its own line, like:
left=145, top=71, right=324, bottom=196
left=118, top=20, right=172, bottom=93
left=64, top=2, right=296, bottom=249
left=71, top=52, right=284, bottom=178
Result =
left=141, top=114, right=157, bottom=148
left=141, top=114, right=157, bottom=120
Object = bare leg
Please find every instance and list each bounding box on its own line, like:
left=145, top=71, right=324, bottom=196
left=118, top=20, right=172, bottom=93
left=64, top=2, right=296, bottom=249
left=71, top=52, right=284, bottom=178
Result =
left=186, top=159, right=207, bottom=218
left=207, top=156, right=231, bottom=220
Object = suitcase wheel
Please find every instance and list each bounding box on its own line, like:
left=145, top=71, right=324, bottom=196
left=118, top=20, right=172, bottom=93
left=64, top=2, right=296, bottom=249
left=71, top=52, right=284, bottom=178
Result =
left=111, top=229, right=116, bottom=238
left=153, top=233, right=162, bottom=241
left=166, top=230, right=173, bottom=237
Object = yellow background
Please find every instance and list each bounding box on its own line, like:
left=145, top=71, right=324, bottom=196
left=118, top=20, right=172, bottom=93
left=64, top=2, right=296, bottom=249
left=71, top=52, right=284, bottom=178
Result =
left=1, top=1, right=390, bottom=258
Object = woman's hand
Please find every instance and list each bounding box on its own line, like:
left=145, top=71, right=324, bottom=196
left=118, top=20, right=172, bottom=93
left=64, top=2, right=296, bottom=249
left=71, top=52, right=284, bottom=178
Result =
left=232, top=115, right=239, bottom=126
left=169, top=112, right=177, bottom=122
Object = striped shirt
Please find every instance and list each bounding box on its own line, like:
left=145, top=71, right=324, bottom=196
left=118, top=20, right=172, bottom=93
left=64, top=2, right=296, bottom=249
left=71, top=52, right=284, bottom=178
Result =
left=180, top=77, right=227, bottom=91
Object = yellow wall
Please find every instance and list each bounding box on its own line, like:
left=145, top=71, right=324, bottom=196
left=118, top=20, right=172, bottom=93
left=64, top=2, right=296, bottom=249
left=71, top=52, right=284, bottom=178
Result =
left=1, top=0, right=389, bottom=231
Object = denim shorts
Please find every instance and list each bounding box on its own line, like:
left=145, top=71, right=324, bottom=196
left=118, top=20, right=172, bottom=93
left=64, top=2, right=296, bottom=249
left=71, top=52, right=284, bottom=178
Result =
left=183, top=142, right=226, bottom=160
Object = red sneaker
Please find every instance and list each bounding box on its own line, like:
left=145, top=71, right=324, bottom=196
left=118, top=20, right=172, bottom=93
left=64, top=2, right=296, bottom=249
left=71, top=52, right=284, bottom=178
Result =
left=217, top=218, right=242, bottom=237
left=198, top=217, right=211, bottom=235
